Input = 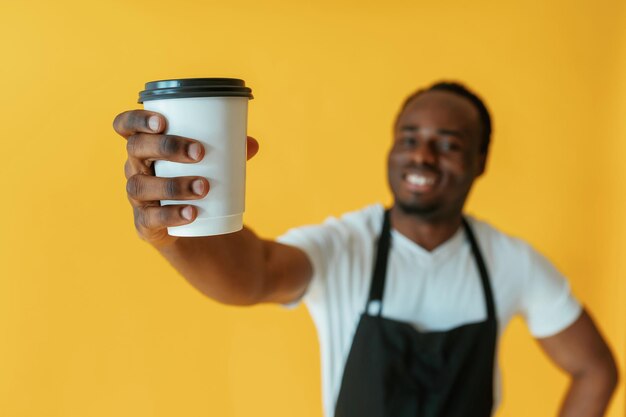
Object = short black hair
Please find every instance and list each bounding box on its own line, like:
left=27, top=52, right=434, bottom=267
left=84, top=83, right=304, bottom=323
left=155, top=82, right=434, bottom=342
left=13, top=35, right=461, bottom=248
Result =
left=396, top=81, right=492, bottom=154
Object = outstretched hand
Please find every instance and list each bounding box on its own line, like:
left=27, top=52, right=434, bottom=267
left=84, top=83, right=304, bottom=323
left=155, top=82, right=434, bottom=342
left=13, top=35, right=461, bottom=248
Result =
left=112, top=109, right=259, bottom=248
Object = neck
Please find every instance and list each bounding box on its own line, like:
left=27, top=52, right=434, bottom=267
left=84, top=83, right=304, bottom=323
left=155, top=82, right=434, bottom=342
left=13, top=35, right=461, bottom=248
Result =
left=390, top=205, right=463, bottom=252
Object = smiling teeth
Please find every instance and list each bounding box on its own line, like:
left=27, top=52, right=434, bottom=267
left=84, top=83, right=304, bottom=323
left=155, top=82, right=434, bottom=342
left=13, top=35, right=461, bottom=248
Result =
left=406, top=174, right=435, bottom=186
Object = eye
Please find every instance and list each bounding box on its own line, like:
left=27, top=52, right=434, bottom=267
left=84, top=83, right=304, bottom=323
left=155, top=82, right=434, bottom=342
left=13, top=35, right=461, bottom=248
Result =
left=399, top=136, right=417, bottom=148
left=436, top=138, right=461, bottom=152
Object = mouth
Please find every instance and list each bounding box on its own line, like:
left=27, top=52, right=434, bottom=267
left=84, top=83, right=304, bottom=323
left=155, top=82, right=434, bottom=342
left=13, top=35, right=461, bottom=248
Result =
left=402, top=171, right=439, bottom=193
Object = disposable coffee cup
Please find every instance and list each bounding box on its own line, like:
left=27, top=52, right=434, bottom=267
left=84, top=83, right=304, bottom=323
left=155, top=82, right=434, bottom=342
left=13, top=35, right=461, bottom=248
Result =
left=138, top=78, right=253, bottom=237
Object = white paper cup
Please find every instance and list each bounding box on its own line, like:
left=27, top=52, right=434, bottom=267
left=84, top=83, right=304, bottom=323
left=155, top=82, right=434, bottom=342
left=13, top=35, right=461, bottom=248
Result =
left=138, top=78, right=253, bottom=237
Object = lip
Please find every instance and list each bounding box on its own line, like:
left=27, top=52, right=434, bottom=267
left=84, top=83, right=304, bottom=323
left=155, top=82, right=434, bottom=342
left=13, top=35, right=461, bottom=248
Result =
left=401, top=171, right=440, bottom=193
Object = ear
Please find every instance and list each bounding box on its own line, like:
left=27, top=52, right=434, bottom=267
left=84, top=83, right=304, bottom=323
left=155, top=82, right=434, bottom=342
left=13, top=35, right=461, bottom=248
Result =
left=476, top=151, right=488, bottom=177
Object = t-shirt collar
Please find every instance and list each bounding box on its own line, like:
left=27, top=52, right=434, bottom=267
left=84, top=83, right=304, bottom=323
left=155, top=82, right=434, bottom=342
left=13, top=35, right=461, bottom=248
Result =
left=390, top=220, right=467, bottom=264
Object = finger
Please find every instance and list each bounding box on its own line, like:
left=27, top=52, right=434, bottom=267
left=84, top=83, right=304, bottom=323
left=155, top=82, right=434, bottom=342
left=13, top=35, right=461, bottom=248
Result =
left=127, top=133, right=204, bottom=164
left=113, top=110, right=166, bottom=138
left=124, top=159, right=134, bottom=179
left=246, top=136, right=260, bottom=160
left=134, top=205, right=198, bottom=233
left=124, top=158, right=155, bottom=179
left=126, top=174, right=209, bottom=203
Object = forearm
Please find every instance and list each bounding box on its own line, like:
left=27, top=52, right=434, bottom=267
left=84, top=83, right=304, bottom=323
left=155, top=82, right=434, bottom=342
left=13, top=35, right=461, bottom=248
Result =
left=558, top=367, right=618, bottom=417
left=158, top=226, right=269, bottom=305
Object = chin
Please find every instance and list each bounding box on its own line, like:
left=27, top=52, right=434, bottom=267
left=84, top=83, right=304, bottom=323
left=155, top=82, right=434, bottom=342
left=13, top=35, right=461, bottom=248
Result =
left=395, top=200, right=442, bottom=217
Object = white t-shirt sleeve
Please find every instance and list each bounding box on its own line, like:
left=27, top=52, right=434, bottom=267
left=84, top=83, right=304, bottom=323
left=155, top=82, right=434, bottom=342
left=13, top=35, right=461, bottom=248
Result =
left=275, top=216, right=345, bottom=307
left=518, top=245, right=582, bottom=338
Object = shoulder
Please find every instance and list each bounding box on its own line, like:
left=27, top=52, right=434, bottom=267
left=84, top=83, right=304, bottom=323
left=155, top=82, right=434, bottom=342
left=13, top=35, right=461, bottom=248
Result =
left=464, top=214, right=537, bottom=264
left=464, top=214, right=568, bottom=289
left=467, top=216, right=570, bottom=279
left=276, top=204, right=385, bottom=308
left=463, top=215, right=544, bottom=316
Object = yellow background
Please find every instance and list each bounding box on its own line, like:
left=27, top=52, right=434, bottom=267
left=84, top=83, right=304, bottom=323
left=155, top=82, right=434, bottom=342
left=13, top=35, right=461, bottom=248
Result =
left=0, top=0, right=624, bottom=416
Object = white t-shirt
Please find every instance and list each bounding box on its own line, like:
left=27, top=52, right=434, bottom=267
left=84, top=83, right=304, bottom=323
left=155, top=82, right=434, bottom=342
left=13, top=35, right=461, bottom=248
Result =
left=277, top=203, right=581, bottom=417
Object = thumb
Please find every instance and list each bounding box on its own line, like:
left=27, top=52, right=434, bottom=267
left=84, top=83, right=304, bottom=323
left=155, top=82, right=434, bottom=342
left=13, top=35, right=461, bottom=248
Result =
left=246, top=136, right=260, bottom=160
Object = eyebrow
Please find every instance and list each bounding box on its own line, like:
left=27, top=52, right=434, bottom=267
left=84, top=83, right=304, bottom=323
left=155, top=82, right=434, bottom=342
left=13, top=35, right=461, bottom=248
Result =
left=399, top=125, right=466, bottom=138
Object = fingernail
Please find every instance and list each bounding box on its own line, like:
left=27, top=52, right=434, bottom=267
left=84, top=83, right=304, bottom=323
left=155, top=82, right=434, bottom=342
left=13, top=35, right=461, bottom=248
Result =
left=192, top=179, right=205, bottom=195
left=188, top=143, right=202, bottom=161
left=148, top=116, right=161, bottom=132
left=181, top=206, right=193, bottom=220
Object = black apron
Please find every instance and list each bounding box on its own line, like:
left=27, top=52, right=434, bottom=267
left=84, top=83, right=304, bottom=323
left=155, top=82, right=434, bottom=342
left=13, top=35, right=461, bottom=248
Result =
left=334, top=209, right=498, bottom=417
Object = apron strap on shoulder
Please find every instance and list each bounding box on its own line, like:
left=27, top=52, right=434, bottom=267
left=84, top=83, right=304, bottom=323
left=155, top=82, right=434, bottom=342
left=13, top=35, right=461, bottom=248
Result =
left=367, top=209, right=392, bottom=314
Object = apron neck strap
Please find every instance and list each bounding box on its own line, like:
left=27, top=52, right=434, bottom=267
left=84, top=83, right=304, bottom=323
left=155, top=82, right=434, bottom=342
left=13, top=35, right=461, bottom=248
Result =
left=367, top=209, right=392, bottom=311
left=461, top=217, right=497, bottom=320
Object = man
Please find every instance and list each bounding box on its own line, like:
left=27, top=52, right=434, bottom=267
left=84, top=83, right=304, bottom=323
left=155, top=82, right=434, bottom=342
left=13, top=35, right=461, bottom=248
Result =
left=113, top=81, right=618, bottom=416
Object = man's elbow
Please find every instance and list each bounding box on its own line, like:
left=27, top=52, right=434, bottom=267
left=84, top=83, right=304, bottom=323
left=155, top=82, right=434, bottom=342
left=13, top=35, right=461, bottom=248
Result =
left=603, top=355, right=619, bottom=391
left=578, top=352, right=620, bottom=394
left=600, top=348, right=619, bottom=390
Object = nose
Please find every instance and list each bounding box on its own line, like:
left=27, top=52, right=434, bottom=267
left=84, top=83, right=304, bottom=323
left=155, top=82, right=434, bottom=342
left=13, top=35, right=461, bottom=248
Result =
left=411, top=141, right=437, bottom=166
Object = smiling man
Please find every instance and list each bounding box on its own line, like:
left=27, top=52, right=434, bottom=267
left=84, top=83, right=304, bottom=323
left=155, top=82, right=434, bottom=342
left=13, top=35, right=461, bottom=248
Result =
left=113, top=81, right=618, bottom=417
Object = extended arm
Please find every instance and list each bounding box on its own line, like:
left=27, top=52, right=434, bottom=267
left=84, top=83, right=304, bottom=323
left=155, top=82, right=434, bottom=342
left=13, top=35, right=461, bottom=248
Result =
left=158, top=229, right=312, bottom=305
left=113, top=110, right=312, bottom=306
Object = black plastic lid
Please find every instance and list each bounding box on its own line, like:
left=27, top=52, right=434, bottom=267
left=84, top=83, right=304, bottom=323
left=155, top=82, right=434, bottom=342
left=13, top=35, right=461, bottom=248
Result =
left=138, top=78, right=253, bottom=103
